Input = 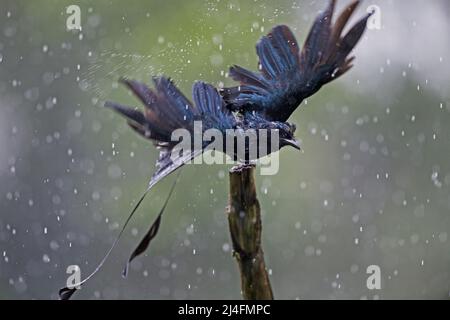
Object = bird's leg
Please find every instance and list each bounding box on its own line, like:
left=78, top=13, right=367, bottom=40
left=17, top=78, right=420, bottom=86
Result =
left=230, top=161, right=257, bottom=173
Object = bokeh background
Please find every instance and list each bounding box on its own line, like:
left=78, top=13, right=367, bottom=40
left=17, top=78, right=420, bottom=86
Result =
left=1, top=0, right=450, bottom=299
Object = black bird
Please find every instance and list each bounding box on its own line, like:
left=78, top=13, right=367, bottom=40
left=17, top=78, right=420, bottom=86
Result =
left=59, top=0, right=370, bottom=299
left=104, top=0, right=372, bottom=187
left=106, top=77, right=299, bottom=186
left=221, top=0, right=372, bottom=122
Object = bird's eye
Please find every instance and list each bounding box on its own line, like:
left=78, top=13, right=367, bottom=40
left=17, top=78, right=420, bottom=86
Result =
left=289, top=123, right=296, bottom=133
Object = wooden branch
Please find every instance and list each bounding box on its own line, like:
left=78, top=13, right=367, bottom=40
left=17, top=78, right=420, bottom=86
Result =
left=226, top=164, right=274, bottom=300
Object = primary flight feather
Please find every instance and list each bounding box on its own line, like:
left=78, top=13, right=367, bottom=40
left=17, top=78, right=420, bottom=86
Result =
left=221, top=0, right=372, bottom=121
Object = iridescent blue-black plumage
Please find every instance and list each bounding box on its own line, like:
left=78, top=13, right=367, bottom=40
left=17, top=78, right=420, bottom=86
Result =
left=221, top=0, right=371, bottom=122
left=104, top=0, right=372, bottom=185
left=108, top=77, right=235, bottom=143
left=105, top=77, right=298, bottom=184
left=105, top=77, right=240, bottom=185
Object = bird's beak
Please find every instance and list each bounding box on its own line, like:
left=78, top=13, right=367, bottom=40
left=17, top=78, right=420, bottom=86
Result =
left=281, top=138, right=301, bottom=150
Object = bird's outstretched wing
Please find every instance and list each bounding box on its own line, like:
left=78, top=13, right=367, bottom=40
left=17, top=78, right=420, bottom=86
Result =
left=106, top=77, right=236, bottom=187
left=221, top=0, right=371, bottom=122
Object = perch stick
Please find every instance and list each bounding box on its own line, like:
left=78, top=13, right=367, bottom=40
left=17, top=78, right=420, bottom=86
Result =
left=226, top=164, right=274, bottom=300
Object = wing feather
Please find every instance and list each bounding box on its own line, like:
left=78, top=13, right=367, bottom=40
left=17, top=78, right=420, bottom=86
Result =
left=221, top=0, right=371, bottom=122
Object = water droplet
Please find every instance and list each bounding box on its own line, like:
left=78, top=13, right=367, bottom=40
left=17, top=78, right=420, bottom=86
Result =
left=42, top=254, right=50, bottom=263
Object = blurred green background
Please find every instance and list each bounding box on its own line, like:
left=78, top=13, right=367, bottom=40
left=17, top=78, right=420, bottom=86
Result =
left=1, top=0, right=450, bottom=299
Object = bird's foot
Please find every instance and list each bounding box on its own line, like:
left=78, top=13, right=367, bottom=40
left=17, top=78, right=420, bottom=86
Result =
left=230, top=161, right=256, bottom=173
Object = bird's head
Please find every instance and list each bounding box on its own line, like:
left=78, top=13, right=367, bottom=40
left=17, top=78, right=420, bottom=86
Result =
left=275, top=122, right=300, bottom=150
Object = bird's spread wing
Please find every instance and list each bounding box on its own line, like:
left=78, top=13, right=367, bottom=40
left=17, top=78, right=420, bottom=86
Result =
left=221, top=0, right=371, bottom=122
left=105, top=77, right=236, bottom=186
